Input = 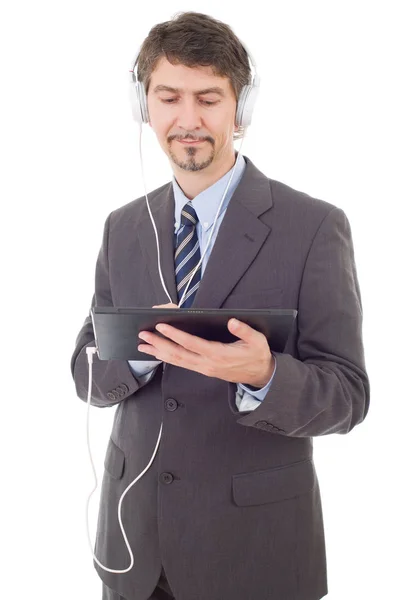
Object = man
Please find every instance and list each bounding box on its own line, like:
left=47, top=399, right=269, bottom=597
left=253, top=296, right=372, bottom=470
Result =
left=71, top=11, right=370, bottom=600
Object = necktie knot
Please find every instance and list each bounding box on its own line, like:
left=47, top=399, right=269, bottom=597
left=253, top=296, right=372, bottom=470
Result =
left=180, top=202, right=198, bottom=227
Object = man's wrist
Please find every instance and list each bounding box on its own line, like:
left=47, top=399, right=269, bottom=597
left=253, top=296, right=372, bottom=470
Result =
left=246, top=354, right=275, bottom=389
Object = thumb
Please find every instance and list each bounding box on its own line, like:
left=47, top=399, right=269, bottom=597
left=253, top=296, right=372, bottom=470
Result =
left=227, top=318, right=255, bottom=341
left=228, top=318, right=270, bottom=349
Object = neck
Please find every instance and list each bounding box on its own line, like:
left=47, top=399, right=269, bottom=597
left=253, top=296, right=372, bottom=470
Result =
left=172, top=148, right=237, bottom=200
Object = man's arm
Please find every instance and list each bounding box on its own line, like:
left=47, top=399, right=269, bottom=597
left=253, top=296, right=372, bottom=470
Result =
left=70, top=212, right=151, bottom=408
left=234, top=207, right=370, bottom=436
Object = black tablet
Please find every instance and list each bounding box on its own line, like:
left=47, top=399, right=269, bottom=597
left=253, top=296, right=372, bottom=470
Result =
left=91, top=307, right=297, bottom=360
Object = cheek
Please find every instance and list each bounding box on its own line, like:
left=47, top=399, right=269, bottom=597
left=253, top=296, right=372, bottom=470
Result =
left=208, top=110, right=236, bottom=135
left=150, top=117, right=173, bottom=143
left=147, top=100, right=169, bottom=130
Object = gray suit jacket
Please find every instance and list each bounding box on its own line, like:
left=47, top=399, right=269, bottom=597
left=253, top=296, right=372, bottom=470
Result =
left=70, top=155, right=369, bottom=600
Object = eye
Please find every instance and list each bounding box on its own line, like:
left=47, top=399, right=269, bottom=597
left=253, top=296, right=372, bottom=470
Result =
left=160, top=98, right=218, bottom=106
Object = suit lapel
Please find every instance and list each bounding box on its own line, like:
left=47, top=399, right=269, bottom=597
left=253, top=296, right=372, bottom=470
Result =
left=137, top=183, right=178, bottom=305
left=137, top=155, right=273, bottom=308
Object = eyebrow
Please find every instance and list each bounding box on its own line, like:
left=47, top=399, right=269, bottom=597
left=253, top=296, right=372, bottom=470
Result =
left=153, top=85, right=226, bottom=97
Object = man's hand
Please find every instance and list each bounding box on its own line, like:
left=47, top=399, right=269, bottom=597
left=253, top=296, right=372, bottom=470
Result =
left=152, top=303, right=179, bottom=309
left=138, top=311, right=274, bottom=388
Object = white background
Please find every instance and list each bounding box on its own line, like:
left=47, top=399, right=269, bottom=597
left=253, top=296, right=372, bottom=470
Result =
left=1, top=1, right=399, bottom=598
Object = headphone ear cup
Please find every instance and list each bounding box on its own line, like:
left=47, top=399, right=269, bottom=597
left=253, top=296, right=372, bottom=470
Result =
left=235, top=80, right=260, bottom=129
left=235, top=86, right=248, bottom=128
left=129, top=78, right=145, bottom=124
left=137, top=81, right=150, bottom=124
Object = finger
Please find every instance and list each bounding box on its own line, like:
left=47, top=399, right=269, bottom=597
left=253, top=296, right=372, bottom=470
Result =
left=227, top=318, right=268, bottom=345
left=138, top=337, right=204, bottom=372
left=152, top=303, right=179, bottom=308
left=154, top=323, right=214, bottom=355
left=139, top=330, right=197, bottom=363
left=137, top=335, right=171, bottom=360
left=137, top=343, right=158, bottom=357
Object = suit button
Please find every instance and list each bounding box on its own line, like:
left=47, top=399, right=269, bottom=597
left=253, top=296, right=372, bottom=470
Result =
left=107, top=392, right=116, bottom=400
left=165, top=398, right=178, bottom=411
left=120, top=384, right=129, bottom=393
left=115, top=386, right=125, bottom=395
left=256, top=420, right=269, bottom=428
left=159, top=472, right=174, bottom=484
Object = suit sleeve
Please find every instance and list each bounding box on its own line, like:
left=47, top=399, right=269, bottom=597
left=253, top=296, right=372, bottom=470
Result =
left=235, top=207, right=370, bottom=437
left=70, top=212, right=156, bottom=407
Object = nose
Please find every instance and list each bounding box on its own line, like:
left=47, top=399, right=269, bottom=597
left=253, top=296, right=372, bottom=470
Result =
left=176, top=97, right=203, bottom=133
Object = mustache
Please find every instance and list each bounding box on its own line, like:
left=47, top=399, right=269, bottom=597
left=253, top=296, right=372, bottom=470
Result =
left=167, top=134, right=214, bottom=144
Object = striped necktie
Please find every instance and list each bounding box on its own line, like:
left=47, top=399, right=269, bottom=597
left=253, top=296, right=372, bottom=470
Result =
left=174, top=202, right=201, bottom=308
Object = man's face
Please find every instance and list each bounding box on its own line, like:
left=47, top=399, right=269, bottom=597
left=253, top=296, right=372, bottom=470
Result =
left=146, top=57, right=238, bottom=172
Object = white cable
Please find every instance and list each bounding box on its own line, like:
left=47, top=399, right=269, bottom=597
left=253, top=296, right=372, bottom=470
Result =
left=85, top=346, right=163, bottom=573
left=85, top=125, right=248, bottom=574
left=139, top=124, right=173, bottom=304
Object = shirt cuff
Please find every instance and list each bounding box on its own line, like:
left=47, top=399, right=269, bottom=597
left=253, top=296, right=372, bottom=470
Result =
left=127, top=360, right=162, bottom=377
left=127, top=360, right=162, bottom=388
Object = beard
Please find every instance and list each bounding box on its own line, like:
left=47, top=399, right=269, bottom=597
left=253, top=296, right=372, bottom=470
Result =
left=167, top=136, right=215, bottom=172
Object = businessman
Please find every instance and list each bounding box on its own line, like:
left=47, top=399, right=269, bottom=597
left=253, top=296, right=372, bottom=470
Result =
left=71, top=11, right=370, bottom=600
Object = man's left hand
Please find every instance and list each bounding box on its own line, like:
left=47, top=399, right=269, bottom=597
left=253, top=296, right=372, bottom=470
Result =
left=138, top=309, right=274, bottom=388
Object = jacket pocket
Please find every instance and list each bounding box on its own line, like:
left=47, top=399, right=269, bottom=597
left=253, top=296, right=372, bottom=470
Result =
left=104, top=437, right=125, bottom=479
left=232, top=458, right=315, bottom=507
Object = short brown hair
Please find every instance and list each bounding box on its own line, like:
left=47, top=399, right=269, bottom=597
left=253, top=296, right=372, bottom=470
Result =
left=136, top=11, right=252, bottom=141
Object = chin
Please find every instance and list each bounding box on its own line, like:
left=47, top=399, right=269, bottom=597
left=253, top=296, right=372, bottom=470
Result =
left=170, top=150, right=214, bottom=172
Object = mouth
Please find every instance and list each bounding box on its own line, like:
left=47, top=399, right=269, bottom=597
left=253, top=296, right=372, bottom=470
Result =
left=177, top=139, right=205, bottom=145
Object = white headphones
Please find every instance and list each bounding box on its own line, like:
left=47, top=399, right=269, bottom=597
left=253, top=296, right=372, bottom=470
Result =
left=128, top=38, right=260, bottom=129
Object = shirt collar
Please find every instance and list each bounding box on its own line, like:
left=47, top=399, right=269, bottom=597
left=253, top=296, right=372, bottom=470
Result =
left=172, top=152, right=246, bottom=233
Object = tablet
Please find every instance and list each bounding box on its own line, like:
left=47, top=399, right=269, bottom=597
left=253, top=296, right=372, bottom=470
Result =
left=91, top=307, right=297, bottom=360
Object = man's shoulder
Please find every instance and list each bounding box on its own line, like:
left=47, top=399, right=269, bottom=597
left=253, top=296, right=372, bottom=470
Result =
left=269, top=176, right=338, bottom=217
left=244, top=156, right=340, bottom=221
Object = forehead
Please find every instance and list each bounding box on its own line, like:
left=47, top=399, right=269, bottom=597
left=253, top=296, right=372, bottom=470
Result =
left=148, top=57, right=233, bottom=95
